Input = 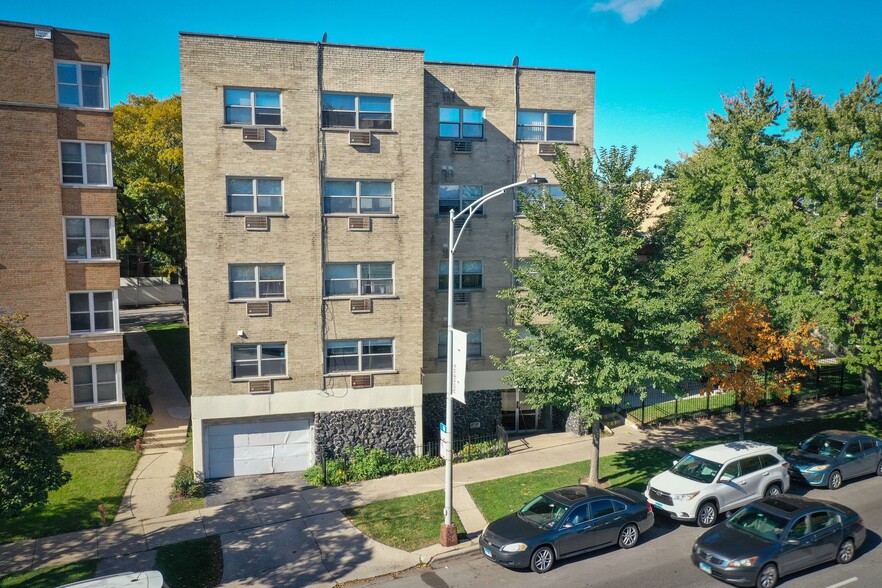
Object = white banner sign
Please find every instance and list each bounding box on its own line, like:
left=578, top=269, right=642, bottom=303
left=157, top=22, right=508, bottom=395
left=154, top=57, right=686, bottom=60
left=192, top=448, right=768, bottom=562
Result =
left=451, top=328, right=468, bottom=404
left=440, top=422, right=451, bottom=460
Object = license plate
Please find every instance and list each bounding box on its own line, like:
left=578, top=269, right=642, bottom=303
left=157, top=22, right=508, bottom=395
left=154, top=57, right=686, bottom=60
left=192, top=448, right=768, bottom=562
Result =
left=699, top=562, right=712, bottom=574
left=483, top=547, right=493, bottom=558
left=654, top=501, right=664, bottom=509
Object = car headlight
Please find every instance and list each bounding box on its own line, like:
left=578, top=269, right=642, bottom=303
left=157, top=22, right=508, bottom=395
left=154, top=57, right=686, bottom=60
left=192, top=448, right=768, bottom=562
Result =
left=673, top=491, right=699, bottom=501
left=806, top=464, right=831, bottom=472
left=482, top=523, right=490, bottom=536
left=501, top=543, right=529, bottom=553
left=726, top=556, right=758, bottom=568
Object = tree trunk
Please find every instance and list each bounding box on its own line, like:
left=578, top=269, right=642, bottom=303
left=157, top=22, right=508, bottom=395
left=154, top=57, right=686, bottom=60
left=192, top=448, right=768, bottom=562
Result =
left=739, top=402, right=746, bottom=441
left=863, top=365, right=881, bottom=420
left=585, top=418, right=602, bottom=487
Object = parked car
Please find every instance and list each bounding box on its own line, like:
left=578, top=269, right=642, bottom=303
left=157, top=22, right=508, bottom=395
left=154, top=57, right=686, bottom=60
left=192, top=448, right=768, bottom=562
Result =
left=479, top=485, right=654, bottom=573
left=645, top=441, right=789, bottom=527
left=692, top=495, right=865, bottom=588
left=786, top=430, right=882, bottom=489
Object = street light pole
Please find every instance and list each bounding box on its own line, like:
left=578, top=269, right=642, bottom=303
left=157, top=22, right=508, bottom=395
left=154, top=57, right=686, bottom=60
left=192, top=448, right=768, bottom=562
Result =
left=440, top=174, right=547, bottom=546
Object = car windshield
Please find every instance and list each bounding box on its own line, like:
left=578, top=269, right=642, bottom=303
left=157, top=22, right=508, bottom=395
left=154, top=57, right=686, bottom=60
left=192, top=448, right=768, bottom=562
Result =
left=799, top=435, right=845, bottom=457
left=518, top=495, right=570, bottom=529
left=727, top=505, right=788, bottom=542
left=671, top=454, right=722, bottom=483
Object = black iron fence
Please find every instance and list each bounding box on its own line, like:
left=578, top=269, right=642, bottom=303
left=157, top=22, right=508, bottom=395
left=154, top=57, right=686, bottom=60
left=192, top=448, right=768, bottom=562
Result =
left=420, top=425, right=509, bottom=463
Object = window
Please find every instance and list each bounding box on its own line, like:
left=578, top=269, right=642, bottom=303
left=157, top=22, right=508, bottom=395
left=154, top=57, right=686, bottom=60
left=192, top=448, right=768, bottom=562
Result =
left=439, top=107, right=484, bottom=139
left=325, top=339, right=394, bottom=373
left=56, top=62, right=107, bottom=109
left=64, top=218, right=114, bottom=260
left=72, top=363, right=119, bottom=405
left=226, top=178, right=283, bottom=214
left=69, top=292, right=116, bottom=334
left=224, top=88, right=281, bottom=125
left=809, top=511, right=839, bottom=532
left=758, top=453, right=781, bottom=468
left=321, top=93, right=392, bottom=130
left=439, top=260, right=483, bottom=290
left=787, top=516, right=809, bottom=540
left=565, top=504, right=588, bottom=526
left=846, top=441, right=862, bottom=456
left=324, top=263, right=393, bottom=296
left=517, top=111, right=575, bottom=142
left=231, top=343, right=286, bottom=379
left=513, top=257, right=534, bottom=287
left=515, top=184, right=565, bottom=213
left=324, top=180, right=393, bottom=215
left=720, top=461, right=740, bottom=480
left=438, top=329, right=482, bottom=360
left=60, top=142, right=111, bottom=186
left=229, top=264, right=285, bottom=300
left=589, top=499, right=616, bottom=520
left=739, top=456, right=763, bottom=476
left=439, top=185, right=483, bottom=215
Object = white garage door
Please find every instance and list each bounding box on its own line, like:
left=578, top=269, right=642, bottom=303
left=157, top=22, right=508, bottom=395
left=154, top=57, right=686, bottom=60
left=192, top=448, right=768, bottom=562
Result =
left=205, top=418, right=311, bottom=479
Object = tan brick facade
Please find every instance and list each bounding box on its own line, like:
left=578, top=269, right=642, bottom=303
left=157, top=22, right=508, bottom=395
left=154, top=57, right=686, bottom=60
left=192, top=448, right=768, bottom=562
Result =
left=0, top=21, right=124, bottom=430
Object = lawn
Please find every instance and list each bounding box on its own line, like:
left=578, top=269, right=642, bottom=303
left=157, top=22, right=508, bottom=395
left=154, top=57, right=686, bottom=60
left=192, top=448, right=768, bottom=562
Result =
left=155, top=535, right=223, bottom=588
left=345, top=490, right=467, bottom=552
left=144, top=323, right=191, bottom=400
left=0, top=560, right=97, bottom=588
left=167, top=433, right=206, bottom=515
left=467, top=447, right=676, bottom=523
left=0, top=448, right=140, bottom=544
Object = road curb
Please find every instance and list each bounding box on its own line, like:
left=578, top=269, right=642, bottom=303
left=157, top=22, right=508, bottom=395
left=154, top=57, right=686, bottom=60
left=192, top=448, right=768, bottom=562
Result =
left=419, top=539, right=482, bottom=565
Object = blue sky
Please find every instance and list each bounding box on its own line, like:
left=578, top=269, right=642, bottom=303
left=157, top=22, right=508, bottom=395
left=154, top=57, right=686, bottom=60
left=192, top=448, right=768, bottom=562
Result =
left=6, top=0, right=881, bottom=170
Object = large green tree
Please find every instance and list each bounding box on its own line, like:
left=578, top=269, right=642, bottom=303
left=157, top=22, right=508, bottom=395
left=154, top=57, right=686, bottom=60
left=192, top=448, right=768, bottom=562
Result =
left=113, top=94, right=187, bottom=319
left=498, top=146, right=706, bottom=485
left=0, top=313, right=70, bottom=517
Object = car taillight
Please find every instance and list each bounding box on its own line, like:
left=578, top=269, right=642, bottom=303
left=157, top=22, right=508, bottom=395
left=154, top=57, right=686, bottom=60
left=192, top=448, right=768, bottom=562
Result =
left=647, top=501, right=653, bottom=513
left=857, top=518, right=864, bottom=526
left=782, top=462, right=789, bottom=469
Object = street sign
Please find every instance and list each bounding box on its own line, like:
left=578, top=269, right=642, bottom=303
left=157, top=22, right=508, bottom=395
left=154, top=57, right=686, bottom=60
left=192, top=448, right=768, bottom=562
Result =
left=451, top=328, right=467, bottom=404
left=439, top=422, right=451, bottom=460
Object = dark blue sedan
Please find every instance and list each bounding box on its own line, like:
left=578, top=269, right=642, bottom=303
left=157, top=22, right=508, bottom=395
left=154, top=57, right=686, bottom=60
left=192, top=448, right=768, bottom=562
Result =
left=786, top=430, right=882, bottom=489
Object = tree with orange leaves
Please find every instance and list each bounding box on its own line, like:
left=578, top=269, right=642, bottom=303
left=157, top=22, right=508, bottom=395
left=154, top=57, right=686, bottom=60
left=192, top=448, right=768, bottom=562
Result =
left=702, top=289, right=819, bottom=440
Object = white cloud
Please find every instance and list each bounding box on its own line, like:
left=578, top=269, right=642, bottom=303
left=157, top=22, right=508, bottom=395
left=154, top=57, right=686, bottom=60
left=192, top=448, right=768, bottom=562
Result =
left=592, top=0, right=665, bottom=23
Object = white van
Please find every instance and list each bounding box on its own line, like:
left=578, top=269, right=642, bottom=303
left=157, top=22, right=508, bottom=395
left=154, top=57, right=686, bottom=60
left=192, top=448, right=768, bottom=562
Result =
left=645, top=441, right=789, bottom=527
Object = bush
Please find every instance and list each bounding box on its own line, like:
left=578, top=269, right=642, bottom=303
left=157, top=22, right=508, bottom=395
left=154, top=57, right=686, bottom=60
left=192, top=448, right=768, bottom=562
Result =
left=127, top=405, right=153, bottom=430
left=304, top=459, right=347, bottom=486
left=37, top=411, right=142, bottom=451
left=345, top=446, right=398, bottom=482
left=173, top=465, right=205, bottom=498
left=454, top=440, right=506, bottom=462
left=391, top=454, right=443, bottom=474
left=305, top=446, right=445, bottom=486
left=92, top=424, right=142, bottom=448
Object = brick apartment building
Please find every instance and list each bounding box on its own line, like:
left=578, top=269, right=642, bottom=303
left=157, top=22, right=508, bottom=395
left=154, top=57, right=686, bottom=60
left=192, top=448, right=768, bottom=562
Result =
left=180, top=32, right=594, bottom=479
left=0, top=21, right=125, bottom=430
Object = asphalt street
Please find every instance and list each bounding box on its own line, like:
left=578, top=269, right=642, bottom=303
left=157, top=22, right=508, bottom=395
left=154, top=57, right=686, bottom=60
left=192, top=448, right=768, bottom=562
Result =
left=359, top=475, right=882, bottom=588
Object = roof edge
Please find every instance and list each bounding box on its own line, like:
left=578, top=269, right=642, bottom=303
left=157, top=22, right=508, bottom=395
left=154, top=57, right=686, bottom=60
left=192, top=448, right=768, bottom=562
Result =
left=425, top=60, right=595, bottom=75
left=179, top=31, right=424, bottom=54
left=0, top=20, right=109, bottom=39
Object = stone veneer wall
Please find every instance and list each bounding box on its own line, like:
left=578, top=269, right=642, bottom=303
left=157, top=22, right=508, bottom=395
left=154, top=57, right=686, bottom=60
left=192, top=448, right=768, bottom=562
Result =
left=313, top=407, right=416, bottom=460
left=422, top=389, right=502, bottom=441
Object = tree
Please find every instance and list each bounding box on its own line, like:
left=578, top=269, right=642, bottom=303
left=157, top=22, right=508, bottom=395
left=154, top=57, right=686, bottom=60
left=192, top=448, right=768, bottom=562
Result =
left=701, top=289, right=818, bottom=440
left=497, top=146, right=705, bottom=486
left=113, top=94, right=187, bottom=320
left=0, top=313, right=70, bottom=517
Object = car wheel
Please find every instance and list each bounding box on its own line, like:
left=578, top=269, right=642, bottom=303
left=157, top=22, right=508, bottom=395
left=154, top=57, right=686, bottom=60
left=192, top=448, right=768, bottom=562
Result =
left=876, top=460, right=882, bottom=477
left=697, top=501, right=718, bottom=527
left=756, top=563, right=778, bottom=588
left=530, top=545, right=555, bottom=574
left=618, top=523, right=639, bottom=549
left=764, top=483, right=782, bottom=497
left=828, top=470, right=843, bottom=490
left=837, top=538, right=856, bottom=564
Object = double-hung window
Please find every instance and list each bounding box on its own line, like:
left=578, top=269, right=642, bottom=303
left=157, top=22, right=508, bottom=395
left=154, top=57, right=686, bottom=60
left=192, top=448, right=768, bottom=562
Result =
left=323, top=180, right=393, bottom=214
left=72, top=363, right=120, bottom=405
left=231, top=343, right=286, bottom=379
left=438, top=329, right=482, bottom=360
left=64, top=217, right=114, bottom=260
left=439, top=185, right=483, bottom=215
left=229, top=264, right=285, bottom=300
left=226, top=178, right=283, bottom=214
left=60, top=141, right=111, bottom=186
left=439, top=107, right=484, bottom=139
left=515, top=184, right=566, bottom=214
left=224, top=88, right=281, bottom=125
left=439, top=260, right=483, bottom=290
left=324, top=263, right=393, bottom=297
left=321, top=93, right=392, bottom=130
left=69, top=291, right=117, bottom=334
left=325, top=339, right=394, bottom=373
left=516, top=111, right=575, bottom=142
left=56, top=61, right=108, bottom=109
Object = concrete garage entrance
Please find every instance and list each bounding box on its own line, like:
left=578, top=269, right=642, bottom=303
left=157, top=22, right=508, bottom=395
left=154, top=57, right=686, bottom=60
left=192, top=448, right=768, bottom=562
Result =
left=205, top=417, right=311, bottom=479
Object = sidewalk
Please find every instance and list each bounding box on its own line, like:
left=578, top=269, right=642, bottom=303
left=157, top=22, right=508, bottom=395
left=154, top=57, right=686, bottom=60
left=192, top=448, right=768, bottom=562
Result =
left=0, top=392, right=866, bottom=586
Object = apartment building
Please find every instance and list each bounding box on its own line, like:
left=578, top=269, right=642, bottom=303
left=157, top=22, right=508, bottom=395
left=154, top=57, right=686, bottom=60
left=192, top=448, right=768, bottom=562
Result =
left=0, top=21, right=124, bottom=430
left=180, top=32, right=594, bottom=479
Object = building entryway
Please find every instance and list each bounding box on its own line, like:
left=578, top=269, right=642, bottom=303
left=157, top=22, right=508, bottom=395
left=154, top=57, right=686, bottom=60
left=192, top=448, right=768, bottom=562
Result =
left=500, top=390, right=551, bottom=434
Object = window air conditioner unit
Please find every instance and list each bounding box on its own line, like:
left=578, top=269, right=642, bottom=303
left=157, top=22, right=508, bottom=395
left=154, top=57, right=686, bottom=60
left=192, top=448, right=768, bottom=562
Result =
left=349, top=298, right=373, bottom=313
left=246, top=301, right=271, bottom=317
left=537, top=143, right=556, bottom=156
left=452, top=140, right=472, bottom=154
left=453, top=292, right=471, bottom=304
left=351, top=374, right=373, bottom=388
left=348, top=216, right=371, bottom=231
left=244, top=216, right=269, bottom=231
left=249, top=380, right=272, bottom=394
left=349, top=131, right=372, bottom=146
left=242, top=127, right=266, bottom=143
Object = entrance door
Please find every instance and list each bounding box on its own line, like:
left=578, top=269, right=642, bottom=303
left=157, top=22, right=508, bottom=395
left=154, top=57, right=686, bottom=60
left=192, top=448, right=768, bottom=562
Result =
left=501, top=390, right=541, bottom=433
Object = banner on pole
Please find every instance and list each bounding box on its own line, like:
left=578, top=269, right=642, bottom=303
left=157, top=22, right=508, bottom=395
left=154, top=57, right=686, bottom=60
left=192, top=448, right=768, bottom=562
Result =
left=439, top=422, right=451, bottom=460
left=451, top=328, right=467, bottom=404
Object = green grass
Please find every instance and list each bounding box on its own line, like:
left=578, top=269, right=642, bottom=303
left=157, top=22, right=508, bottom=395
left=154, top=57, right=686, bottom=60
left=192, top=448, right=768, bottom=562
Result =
left=144, top=323, right=191, bottom=400
left=0, top=448, right=140, bottom=543
left=467, top=447, right=675, bottom=523
left=155, top=535, right=223, bottom=588
left=345, top=490, right=468, bottom=552
left=167, top=433, right=205, bottom=515
left=0, top=560, right=97, bottom=587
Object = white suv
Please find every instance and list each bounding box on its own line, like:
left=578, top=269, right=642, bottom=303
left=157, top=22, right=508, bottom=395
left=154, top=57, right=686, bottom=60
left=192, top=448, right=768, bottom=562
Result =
left=645, top=441, right=789, bottom=527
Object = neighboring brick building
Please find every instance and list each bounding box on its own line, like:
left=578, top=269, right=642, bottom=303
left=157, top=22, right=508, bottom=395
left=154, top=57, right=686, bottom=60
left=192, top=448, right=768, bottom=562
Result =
left=0, top=21, right=124, bottom=430
left=180, top=32, right=594, bottom=478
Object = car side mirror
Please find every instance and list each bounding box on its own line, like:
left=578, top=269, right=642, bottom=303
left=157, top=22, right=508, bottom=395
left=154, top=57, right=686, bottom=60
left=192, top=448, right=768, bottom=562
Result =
left=720, top=475, right=733, bottom=483
left=784, top=538, right=799, bottom=546
left=845, top=453, right=856, bottom=458
left=562, top=522, right=573, bottom=529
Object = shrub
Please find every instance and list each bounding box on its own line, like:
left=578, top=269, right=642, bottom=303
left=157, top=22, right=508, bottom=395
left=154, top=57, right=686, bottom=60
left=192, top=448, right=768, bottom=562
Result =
left=304, top=459, right=347, bottom=487
left=123, top=376, right=153, bottom=415
left=127, top=405, right=153, bottom=430
left=173, top=465, right=205, bottom=498
left=391, top=454, right=443, bottom=474
left=37, top=410, right=92, bottom=451
left=455, top=440, right=506, bottom=462
left=345, top=446, right=398, bottom=482
left=92, top=424, right=143, bottom=448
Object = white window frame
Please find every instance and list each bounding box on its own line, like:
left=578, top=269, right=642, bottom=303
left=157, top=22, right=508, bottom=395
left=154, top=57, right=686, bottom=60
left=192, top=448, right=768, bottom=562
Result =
left=71, top=362, right=122, bottom=406
left=321, top=93, right=393, bottom=130
left=515, top=184, right=566, bottom=214
left=55, top=60, right=109, bottom=110
left=516, top=110, right=575, bottom=142
left=223, top=87, right=282, bottom=126
left=59, top=141, right=113, bottom=186
left=228, top=264, right=286, bottom=301
left=438, top=106, right=485, bottom=139
left=230, top=342, right=288, bottom=380
left=324, top=338, right=395, bottom=374
left=323, top=179, right=395, bottom=215
left=439, top=259, right=483, bottom=291
left=324, top=262, right=395, bottom=297
left=438, top=329, right=483, bottom=360
left=225, top=177, right=285, bottom=215
left=63, top=217, right=116, bottom=261
left=439, top=184, right=484, bottom=215
left=67, top=291, right=119, bottom=335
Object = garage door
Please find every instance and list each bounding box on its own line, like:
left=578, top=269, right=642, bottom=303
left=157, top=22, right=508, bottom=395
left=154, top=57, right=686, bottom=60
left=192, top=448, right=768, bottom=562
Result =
left=205, top=418, right=311, bottom=479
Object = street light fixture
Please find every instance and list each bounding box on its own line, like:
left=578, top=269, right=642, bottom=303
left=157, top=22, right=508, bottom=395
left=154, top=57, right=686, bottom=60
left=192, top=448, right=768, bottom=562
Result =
left=440, top=173, right=547, bottom=546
